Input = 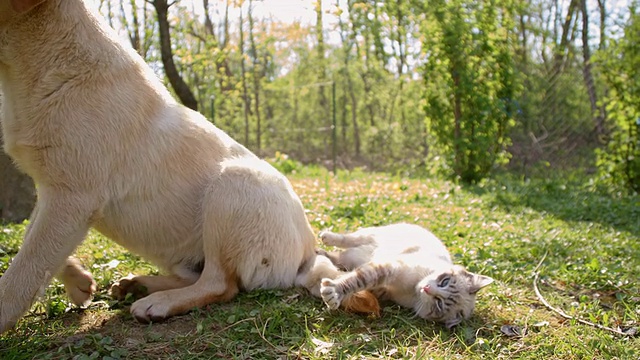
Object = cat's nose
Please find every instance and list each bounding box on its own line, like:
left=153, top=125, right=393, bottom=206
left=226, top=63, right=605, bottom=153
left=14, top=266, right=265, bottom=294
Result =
left=422, top=285, right=431, bottom=294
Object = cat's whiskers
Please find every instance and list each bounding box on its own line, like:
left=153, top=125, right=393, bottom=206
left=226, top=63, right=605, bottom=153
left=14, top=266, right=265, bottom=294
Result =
left=412, top=302, right=425, bottom=319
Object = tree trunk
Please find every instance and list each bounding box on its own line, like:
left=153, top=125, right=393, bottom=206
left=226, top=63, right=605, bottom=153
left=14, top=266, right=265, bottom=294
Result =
left=248, top=1, right=262, bottom=151
left=552, top=0, right=578, bottom=79
left=203, top=0, right=234, bottom=92
left=203, top=0, right=215, bottom=36
left=341, top=1, right=361, bottom=157
left=239, top=10, right=251, bottom=147
left=0, top=131, right=35, bottom=223
left=315, top=0, right=329, bottom=154
left=579, top=0, right=605, bottom=136
left=152, top=0, right=198, bottom=111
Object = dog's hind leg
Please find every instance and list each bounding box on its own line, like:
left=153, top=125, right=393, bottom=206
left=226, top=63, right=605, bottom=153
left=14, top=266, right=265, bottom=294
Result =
left=128, top=258, right=238, bottom=323
left=0, top=190, right=97, bottom=333
left=109, top=274, right=197, bottom=301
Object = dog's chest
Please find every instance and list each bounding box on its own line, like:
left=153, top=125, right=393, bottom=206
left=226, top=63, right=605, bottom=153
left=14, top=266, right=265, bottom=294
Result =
left=2, top=117, right=68, bottom=184
left=2, top=127, right=49, bottom=179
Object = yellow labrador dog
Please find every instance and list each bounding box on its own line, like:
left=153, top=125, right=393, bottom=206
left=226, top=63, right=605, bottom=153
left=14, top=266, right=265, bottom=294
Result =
left=0, top=0, right=349, bottom=332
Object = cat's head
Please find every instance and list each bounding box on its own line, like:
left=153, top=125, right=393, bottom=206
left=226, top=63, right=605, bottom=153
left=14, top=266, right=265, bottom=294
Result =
left=415, top=265, right=493, bottom=328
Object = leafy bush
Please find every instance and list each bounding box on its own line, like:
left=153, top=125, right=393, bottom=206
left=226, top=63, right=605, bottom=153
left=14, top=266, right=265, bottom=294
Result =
left=421, top=0, right=518, bottom=184
left=267, top=151, right=303, bottom=174
left=595, top=7, right=640, bottom=193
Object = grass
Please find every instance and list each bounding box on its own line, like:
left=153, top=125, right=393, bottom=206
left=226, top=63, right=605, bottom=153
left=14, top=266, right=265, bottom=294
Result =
left=1, top=166, right=639, bottom=359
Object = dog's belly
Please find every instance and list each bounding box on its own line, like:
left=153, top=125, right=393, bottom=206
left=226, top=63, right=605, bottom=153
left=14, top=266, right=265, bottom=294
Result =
left=92, top=182, right=206, bottom=273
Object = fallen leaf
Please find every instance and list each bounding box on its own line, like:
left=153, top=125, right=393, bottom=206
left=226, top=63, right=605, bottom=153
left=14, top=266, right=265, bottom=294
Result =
left=311, top=336, right=334, bottom=355
left=501, top=324, right=525, bottom=337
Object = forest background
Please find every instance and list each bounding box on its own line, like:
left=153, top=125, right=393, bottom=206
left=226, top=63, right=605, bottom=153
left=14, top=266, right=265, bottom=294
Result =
left=2, top=0, right=640, bottom=215
left=75, top=0, right=639, bottom=190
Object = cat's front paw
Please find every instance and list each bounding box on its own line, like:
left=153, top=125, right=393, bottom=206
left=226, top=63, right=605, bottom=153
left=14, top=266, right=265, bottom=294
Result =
left=320, top=278, right=343, bottom=310
left=319, top=231, right=341, bottom=246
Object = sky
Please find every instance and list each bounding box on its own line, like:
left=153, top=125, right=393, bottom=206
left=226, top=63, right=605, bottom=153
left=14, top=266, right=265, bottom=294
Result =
left=87, top=0, right=346, bottom=47
left=196, top=0, right=338, bottom=25
left=88, top=0, right=340, bottom=26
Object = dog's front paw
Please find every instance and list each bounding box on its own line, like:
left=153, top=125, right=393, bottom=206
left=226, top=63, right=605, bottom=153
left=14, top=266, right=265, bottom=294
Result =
left=60, top=259, right=97, bottom=307
left=65, top=272, right=96, bottom=307
left=130, top=294, right=172, bottom=324
left=110, top=275, right=148, bottom=301
left=320, top=278, right=343, bottom=310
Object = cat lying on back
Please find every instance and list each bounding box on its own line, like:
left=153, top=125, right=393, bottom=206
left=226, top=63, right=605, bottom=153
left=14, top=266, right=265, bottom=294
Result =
left=318, top=223, right=493, bottom=328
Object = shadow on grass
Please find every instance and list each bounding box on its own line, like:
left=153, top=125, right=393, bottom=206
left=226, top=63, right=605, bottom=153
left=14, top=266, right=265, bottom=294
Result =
left=466, top=174, right=640, bottom=238
left=0, top=291, right=483, bottom=360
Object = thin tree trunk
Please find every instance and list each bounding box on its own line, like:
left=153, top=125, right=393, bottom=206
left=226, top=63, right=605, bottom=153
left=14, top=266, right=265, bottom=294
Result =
left=341, top=1, right=361, bottom=157
left=362, top=34, right=375, bottom=127
left=248, top=1, right=262, bottom=151
left=203, top=0, right=215, bottom=36
left=118, top=0, right=140, bottom=54
left=579, top=0, right=605, bottom=136
left=141, top=1, right=152, bottom=59
left=202, top=0, right=233, bottom=93
left=596, top=0, right=607, bottom=50
left=552, top=0, right=578, bottom=79
left=452, top=69, right=463, bottom=173
left=223, top=0, right=230, bottom=48
left=315, top=0, right=329, bottom=154
left=239, top=10, right=250, bottom=146
left=152, top=0, right=198, bottom=111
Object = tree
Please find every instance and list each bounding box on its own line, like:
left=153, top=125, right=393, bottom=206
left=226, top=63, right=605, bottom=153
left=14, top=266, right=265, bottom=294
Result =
left=596, top=5, right=640, bottom=192
left=151, top=0, right=198, bottom=111
left=336, top=0, right=361, bottom=157
left=248, top=0, right=263, bottom=151
left=422, top=0, right=518, bottom=183
left=579, top=0, right=605, bottom=136
left=239, top=7, right=251, bottom=146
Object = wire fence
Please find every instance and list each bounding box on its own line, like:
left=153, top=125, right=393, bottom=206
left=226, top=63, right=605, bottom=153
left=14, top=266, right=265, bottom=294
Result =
left=206, top=73, right=602, bottom=175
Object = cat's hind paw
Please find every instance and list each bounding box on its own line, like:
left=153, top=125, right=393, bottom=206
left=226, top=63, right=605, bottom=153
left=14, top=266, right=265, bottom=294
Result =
left=320, top=278, right=344, bottom=310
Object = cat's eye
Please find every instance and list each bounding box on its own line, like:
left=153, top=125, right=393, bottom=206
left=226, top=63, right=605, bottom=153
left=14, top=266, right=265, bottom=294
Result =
left=435, top=298, right=444, bottom=311
left=438, top=277, right=450, bottom=288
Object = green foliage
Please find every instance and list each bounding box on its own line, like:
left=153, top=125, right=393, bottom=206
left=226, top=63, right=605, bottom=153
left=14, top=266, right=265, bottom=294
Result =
left=89, top=0, right=636, bottom=176
left=44, top=334, right=129, bottom=360
left=421, top=0, right=518, bottom=183
left=266, top=151, right=303, bottom=174
left=595, top=6, right=640, bottom=193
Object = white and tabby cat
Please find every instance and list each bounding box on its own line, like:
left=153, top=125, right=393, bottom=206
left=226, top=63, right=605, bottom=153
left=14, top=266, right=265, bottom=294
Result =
left=318, top=223, right=493, bottom=328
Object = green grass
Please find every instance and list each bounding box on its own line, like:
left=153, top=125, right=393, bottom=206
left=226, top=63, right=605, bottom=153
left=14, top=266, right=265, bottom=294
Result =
left=1, top=167, right=639, bottom=359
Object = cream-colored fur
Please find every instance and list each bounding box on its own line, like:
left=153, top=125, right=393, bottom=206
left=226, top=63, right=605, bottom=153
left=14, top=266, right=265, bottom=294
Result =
left=0, top=0, right=337, bottom=332
left=318, top=224, right=494, bottom=328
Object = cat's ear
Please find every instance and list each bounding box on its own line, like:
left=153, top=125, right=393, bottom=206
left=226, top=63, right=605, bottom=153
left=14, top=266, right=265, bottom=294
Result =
left=10, top=0, right=46, bottom=13
left=468, top=273, right=494, bottom=294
